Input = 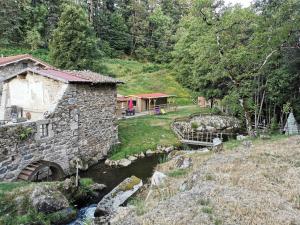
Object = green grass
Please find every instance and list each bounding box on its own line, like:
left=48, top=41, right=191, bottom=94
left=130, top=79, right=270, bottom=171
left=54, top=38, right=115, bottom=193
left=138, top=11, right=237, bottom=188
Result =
left=110, top=106, right=209, bottom=160
left=168, top=168, right=189, bottom=177
left=224, top=133, right=289, bottom=150
left=93, top=58, right=193, bottom=105
left=0, top=47, right=50, bottom=63
left=0, top=182, right=30, bottom=193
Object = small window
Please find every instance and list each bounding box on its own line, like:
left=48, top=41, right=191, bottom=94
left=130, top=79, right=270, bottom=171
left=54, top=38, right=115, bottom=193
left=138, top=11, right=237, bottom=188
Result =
left=40, top=124, right=49, bottom=138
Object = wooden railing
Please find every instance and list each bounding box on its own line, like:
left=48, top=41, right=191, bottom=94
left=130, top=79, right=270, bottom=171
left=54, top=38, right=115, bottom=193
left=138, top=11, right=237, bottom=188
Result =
left=148, top=103, right=177, bottom=114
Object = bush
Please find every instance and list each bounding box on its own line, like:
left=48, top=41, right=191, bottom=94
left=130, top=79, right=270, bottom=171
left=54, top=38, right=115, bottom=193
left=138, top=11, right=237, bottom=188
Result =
left=191, top=122, right=198, bottom=130
left=270, top=117, right=280, bottom=134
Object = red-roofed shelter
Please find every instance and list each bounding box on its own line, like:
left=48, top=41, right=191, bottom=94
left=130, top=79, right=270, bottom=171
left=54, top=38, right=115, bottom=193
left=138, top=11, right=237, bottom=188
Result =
left=128, top=92, right=176, bottom=113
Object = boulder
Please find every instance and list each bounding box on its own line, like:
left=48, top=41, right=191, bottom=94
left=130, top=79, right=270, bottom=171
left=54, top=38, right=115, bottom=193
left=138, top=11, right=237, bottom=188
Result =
left=90, top=183, right=107, bottom=192
left=151, top=171, right=167, bottom=187
left=175, top=156, right=192, bottom=169
left=164, top=146, right=174, bottom=153
left=212, top=138, right=223, bottom=152
left=139, top=152, right=145, bottom=158
left=31, top=186, right=69, bottom=214
left=105, top=159, right=112, bottom=166
left=127, top=155, right=137, bottom=162
left=94, top=176, right=143, bottom=216
left=118, top=158, right=132, bottom=167
left=146, top=150, right=154, bottom=156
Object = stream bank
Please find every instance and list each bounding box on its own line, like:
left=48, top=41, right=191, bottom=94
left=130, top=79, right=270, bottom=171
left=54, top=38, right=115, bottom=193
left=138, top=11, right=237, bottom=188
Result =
left=69, top=153, right=167, bottom=224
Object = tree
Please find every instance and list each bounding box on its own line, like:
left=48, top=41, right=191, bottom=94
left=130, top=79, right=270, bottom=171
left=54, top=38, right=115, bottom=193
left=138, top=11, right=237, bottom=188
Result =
left=49, top=3, right=99, bottom=70
left=173, top=0, right=300, bottom=134
left=0, top=0, right=26, bottom=45
left=25, top=28, right=44, bottom=50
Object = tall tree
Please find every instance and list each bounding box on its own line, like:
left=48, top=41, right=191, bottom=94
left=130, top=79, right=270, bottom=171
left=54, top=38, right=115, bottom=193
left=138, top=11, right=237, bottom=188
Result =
left=49, top=3, right=99, bottom=69
left=173, top=0, right=300, bottom=134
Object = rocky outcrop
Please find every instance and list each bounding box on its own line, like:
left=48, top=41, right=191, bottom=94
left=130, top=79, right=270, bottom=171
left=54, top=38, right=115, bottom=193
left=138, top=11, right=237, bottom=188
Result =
left=173, top=115, right=240, bottom=134
left=30, top=186, right=69, bottom=214
left=118, top=158, right=132, bottom=167
left=95, top=176, right=143, bottom=217
left=151, top=171, right=167, bottom=187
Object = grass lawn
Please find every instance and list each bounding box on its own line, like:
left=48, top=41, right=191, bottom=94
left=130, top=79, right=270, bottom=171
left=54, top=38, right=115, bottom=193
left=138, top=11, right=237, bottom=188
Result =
left=0, top=182, right=30, bottom=194
left=110, top=106, right=210, bottom=160
left=93, top=58, right=193, bottom=105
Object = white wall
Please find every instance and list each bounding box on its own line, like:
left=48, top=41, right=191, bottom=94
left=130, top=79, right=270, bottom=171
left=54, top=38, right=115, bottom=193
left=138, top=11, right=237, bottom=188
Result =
left=0, top=72, right=68, bottom=121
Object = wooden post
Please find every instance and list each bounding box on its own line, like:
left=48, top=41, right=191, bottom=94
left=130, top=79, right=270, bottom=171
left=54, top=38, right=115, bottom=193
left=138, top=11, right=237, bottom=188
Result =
left=75, top=159, right=79, bottom=187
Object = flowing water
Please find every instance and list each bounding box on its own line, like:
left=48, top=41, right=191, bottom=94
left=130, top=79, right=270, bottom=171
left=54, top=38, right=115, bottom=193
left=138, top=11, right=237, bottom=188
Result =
left=68, top=154, right=165, bottom=225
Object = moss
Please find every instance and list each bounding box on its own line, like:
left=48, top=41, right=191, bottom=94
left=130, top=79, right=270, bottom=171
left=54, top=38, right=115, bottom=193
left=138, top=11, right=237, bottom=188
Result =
left=118, top=176, right=141, bottom=192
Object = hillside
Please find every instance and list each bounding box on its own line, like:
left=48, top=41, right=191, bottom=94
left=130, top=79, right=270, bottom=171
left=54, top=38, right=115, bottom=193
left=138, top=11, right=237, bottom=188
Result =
left=99, top=59, right=192, bottom=105
left=109, top=135, right=300, bottom=225
left=0, top=48, right=192, bottom=105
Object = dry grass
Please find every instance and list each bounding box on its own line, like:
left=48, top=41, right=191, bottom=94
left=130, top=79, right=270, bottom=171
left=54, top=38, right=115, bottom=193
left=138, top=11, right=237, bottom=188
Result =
left=111, top=136, right=300, bottom=225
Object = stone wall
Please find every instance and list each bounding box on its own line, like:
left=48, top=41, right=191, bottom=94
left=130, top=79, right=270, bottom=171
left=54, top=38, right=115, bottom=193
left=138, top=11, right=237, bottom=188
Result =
left=0, top=82, right=118, bottom=181
left=0, top=71, right=68, bottom=121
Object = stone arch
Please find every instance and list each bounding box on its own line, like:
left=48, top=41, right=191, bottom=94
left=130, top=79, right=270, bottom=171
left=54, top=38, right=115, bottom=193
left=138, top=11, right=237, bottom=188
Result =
left=17, top=160, right=65, bottom=181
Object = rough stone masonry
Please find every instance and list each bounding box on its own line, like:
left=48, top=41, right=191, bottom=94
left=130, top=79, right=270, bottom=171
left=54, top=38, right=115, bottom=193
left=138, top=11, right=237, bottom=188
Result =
left=0, top=83, right=119, bottom=181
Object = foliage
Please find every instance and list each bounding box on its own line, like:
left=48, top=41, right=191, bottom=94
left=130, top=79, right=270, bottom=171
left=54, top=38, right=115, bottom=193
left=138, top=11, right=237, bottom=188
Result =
left=100, top=58, right=192, bottom=105
left=168, top=168, right=189, bottom=177
left=17, top=127, right=33, bottom=141
left=80, top=178, right=94, bottom=188
left=191, top=122, right=198, bottom=130
left=172, top=0, right=300, bottom=133
left=128, top=197, right=146, bottom=216
left=270, top=117, right=280, bottom=134
left=49, top=4, right=99, bottom=70
left=25, top=28, right=44, bottom=50
left=158, top=154, right=169, bottom=164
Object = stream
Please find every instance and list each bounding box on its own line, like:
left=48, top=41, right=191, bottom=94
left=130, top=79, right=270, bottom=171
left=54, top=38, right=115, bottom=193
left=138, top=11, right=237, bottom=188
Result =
left=68, top=154, right=165, bottom=225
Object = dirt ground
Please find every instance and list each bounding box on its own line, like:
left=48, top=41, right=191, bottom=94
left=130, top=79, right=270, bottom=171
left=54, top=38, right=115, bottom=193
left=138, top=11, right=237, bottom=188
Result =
left=109, top=136, right=300, bottom=225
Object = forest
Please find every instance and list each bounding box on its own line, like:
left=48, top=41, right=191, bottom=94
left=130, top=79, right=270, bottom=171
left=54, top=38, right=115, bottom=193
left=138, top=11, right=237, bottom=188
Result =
left=0, top=0, right=300, bottom=134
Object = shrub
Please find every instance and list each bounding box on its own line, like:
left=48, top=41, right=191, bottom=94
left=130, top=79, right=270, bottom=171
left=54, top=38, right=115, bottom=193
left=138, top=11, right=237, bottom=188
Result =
left=128, top=197, right=146, bottom=216
left=191, top=122, right=198, bottom=130
left=168, top=169, right=189, bottom=177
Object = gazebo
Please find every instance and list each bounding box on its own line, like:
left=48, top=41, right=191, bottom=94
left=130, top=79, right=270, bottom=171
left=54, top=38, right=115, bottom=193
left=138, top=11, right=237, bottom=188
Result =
left=129, top=93, right=176, bottom=113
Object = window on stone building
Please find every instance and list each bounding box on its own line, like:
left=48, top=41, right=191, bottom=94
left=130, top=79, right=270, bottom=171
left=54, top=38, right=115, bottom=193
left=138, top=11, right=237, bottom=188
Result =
left=40, top=124, right=49, bottom=137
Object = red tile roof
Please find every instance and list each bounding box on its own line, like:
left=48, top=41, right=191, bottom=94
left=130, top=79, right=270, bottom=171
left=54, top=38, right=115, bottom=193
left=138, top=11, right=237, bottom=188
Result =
left=0, top=54, right=51, bottom=68
left=38, top=69, right=90, bottom=83
left=2, top=68, right=123, bottom=84
left=133, top=93, right=171, bottom=99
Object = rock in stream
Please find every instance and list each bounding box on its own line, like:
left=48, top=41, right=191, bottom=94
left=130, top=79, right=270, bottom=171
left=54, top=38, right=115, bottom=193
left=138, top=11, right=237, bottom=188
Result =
left=94, top=176, right=143, bottom=217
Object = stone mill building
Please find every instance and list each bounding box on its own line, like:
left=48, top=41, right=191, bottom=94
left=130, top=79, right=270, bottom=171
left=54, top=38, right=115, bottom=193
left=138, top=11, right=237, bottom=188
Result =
left=0, top=55, right=123, bottom=181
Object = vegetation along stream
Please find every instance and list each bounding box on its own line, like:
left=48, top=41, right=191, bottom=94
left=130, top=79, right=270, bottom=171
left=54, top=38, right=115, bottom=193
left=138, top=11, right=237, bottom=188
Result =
left=69, top=154, right=166, bottom=224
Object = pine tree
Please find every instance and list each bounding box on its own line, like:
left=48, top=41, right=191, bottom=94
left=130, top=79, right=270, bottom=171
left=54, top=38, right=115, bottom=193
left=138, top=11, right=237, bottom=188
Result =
left=49, top=4, right=99, bottom=70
